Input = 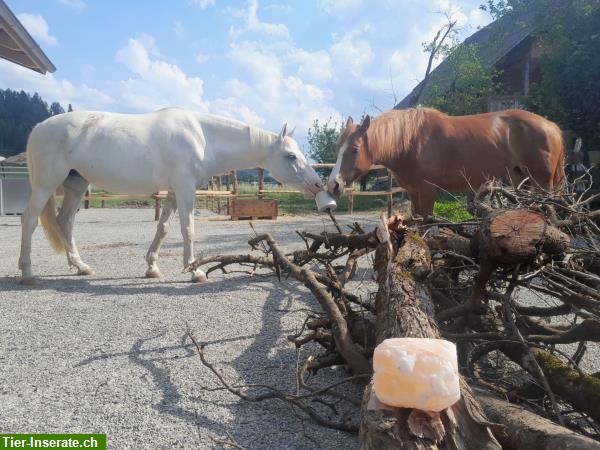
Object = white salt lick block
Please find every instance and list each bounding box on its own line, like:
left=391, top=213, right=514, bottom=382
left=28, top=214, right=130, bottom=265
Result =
left=372, top=338, right=460, bottom=412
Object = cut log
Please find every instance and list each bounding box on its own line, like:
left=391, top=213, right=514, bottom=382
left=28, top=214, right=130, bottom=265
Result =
left=425, top=225, right=474, bottom=257
left=359, top=217, right=501, bottom=449
left=476, top=388, right=600, bottom=450
left=477, top=209, right=569, bottom=266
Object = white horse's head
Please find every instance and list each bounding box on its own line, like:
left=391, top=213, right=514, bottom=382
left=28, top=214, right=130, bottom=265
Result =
left=265, top=124, right=323, bottom=199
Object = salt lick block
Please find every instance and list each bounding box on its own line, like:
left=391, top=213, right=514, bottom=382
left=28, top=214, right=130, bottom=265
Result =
left=372, top=338, right=460, bottom=412
left=315, top=190, right=337, bottom=212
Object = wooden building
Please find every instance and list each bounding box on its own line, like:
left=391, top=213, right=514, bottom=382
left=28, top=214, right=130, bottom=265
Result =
left=395, top=12, right=538, bottom=112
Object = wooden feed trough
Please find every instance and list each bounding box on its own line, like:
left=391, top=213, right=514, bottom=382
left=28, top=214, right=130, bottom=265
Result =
left=230, top=198, right=278, bottom=220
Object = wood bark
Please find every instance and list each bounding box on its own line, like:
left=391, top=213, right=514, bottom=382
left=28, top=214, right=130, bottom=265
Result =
left=359, top=218, right=501, bottom=449
left=476, top=388, right=600, bottom=450
left=500, top=342, right=600, bottom=423
left=476, top=209, right=569, bottom=266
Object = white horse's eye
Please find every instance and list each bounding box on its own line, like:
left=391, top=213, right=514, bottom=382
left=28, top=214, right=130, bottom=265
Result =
left=286, top=153, right=297, bottom=160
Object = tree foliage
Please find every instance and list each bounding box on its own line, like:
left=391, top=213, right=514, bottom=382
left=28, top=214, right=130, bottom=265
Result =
left=0, top=89, right=67, bottom=157
left=422, top=44, right=500, bottom=115
left=306, top=118, right=343, bottom=179
left=306, top=119, right=341, bottom=165
left=482, top=0, right=600, bottom=148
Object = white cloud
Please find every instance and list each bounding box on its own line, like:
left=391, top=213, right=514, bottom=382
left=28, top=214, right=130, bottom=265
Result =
left=17, top=14, right=58, bottom=47
left=172, top=20, right=185, bottom=38
left=330, top=31, right=374, bottom=77
left=287, top=48, right=333, bottom=83
left=229, top=0, right=290, bottom=39
left=211, top=97, right=264, bottom=126
left=434, top=0, right=468, bottom=26
left=0, top=59, right=114, bottom=110
left=264, top=3, right=293, bottom=14
left=57, top=0, right=87, bottom=11
left=318, top=0, right=363, bottom=14
left=389, top=50, right=411, bottom=75
left=189, top=0, right=216, bottom=9
left=113, top=37, right=207, bottom=112
left=227, top=41, right=341, bottom=131
left=195, top=52, right=209, bottom=64
left=467, top=8, right=490, bottom=29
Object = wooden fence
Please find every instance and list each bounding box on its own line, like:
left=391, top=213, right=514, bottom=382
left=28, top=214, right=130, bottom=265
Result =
left=151, top=164, right=403, bottom=218
left=1, top=163, right=404, bottom=218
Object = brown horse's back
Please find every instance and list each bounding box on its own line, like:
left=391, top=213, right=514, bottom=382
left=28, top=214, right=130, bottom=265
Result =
left=366, top=108, right=565, bottom=215
left=409, top=109, right=564, bottom=191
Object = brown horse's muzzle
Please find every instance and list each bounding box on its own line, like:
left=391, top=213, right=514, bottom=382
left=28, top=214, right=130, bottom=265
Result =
left=327, top=175, right=345, bottom=196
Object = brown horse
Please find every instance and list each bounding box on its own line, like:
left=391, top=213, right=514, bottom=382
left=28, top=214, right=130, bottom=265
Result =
left=327, top=107, right=565, bottom=216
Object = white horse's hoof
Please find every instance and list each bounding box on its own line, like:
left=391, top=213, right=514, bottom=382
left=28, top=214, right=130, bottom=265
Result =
left=77, top=267, right=96, bottom=276
left=145, top=268, right=161, bottom=278
left=19, top=276, right=37, bottom=286
left=77, top=267, right=95, bottom=276
left=191, top=271, right=208, bottom=283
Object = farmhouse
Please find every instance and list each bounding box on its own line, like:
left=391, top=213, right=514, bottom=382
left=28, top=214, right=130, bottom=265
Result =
left=395, top=12, right=537, bottom=112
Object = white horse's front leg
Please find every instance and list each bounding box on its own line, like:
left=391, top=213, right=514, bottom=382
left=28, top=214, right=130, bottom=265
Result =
left=19, top=188, right=54, bottom=284
left=145, top=192, right=177, bottom=278
left=176, top=190, right=207, bottom=283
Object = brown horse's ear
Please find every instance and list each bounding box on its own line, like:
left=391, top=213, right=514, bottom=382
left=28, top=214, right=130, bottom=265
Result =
left=345, top=116, right=353, bottom=128
left=358, top=115, right=370, bottom=135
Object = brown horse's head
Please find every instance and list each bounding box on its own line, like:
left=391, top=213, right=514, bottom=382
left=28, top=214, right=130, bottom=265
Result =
left=327, top=115, right=372, bottom=196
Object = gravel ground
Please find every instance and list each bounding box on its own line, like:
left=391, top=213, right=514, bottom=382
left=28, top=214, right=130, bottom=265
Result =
left=0, top=208, right=382, bottom=450
left=2, top=208, right=598, bottom=449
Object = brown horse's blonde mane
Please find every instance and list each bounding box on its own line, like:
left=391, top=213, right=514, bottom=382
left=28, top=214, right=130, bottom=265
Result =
left=366, top=108, right=439, bottom=160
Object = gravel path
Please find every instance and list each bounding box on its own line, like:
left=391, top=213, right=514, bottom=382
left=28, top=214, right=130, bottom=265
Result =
left=0, top=208, right=379, bottom=450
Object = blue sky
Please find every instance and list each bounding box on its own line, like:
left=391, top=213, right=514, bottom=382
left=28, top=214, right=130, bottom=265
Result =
left=1, top=0, right=491, bottom=147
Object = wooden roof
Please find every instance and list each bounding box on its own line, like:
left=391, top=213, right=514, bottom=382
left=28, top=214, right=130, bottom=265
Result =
left=0, top=0, right=55, bottom=74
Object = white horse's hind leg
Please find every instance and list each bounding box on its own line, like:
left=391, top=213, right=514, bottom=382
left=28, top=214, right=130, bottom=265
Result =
left=57, top=174, right=94, bottom=275
left=145, top=192, right=177, bottom=278
left=176, top=189, right=207, bottom=283
left=18, top=188, right=55, bottom=284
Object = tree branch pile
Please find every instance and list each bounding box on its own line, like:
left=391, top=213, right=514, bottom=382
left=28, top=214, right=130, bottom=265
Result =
left=186, top=179, right=600, bottom=448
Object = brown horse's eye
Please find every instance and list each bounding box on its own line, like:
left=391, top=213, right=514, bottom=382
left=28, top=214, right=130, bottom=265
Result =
left=352, top=148, right=359, bottom=155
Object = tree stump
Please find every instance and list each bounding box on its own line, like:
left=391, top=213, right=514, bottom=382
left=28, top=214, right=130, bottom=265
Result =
left=359, top=217, right=501, bottom=449
left=477, top=209, right=569, bottom=266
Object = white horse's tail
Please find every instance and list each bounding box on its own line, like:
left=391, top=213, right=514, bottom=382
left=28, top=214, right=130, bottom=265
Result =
left=40, top=196, right=64, bottom=253
left=26, top=134, right=65, bottom=254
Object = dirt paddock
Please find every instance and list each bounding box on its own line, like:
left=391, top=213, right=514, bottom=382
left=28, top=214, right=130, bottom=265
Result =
left=0, top=208, right=376, bottom=449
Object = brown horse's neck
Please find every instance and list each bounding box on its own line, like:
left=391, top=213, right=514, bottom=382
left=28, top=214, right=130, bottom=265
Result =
left=364, top=122, right=409, bottom=167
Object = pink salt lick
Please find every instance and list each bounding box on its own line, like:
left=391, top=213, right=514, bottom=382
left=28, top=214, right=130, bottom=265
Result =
left=372, top=338, right=460, bottom=412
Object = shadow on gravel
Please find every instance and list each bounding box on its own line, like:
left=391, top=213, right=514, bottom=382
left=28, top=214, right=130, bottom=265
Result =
left=0, top=272, right=280, bottom=297
left=69, top=276, right=328, bottom=448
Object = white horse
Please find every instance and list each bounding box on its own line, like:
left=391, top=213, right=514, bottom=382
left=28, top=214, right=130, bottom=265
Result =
left=19, top=107, right=324, bottom=284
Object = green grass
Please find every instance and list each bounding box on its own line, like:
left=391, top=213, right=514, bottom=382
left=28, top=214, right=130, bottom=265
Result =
left=433, top=198, right=473, bottom=222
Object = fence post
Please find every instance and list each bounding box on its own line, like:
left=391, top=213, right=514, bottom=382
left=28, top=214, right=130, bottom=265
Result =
left=84, top=185, right=91, bottom=209
left=154, top=195, right=160, bottom=221
left=258, top=168, right=264, bottom=199
left=348, top=191, right=354, bottom=215
left=226, top=172, right=231, bottom=215
left=216, top=175, right=222, bottom=214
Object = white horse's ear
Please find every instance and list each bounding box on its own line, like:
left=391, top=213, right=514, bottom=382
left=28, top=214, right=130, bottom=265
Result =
left=279, top=123, right=287, bottom=140
left=288, top=126, right=296, bottom=138
left=345, top=116, right=353, bottom=128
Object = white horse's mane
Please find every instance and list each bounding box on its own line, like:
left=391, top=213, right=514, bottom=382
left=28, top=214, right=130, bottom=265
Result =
left=249, top=125, right=277, bottom=149
left=194, top=111, right=277, bottom=149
